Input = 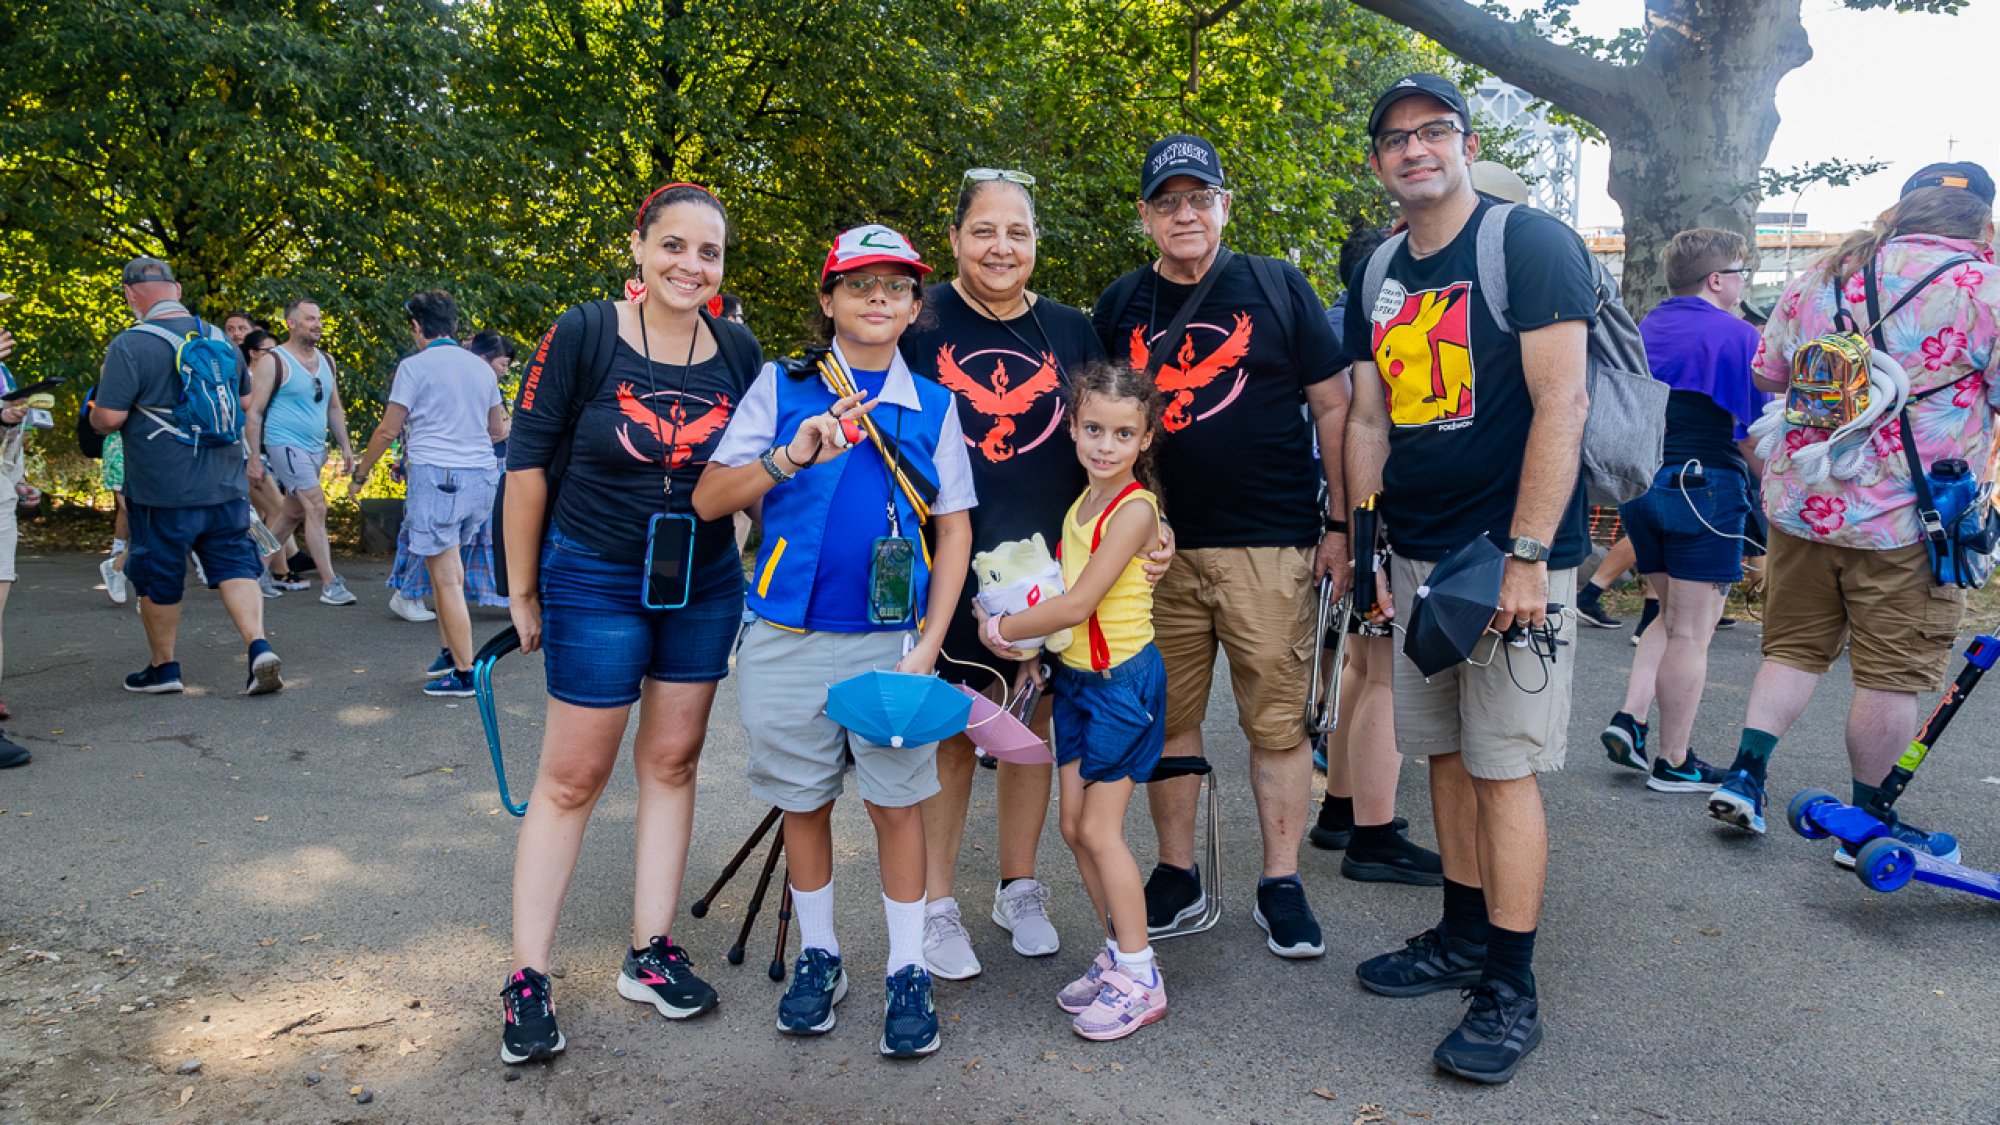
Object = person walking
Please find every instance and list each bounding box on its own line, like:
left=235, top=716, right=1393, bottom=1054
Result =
left=1601, top=228, right=1765, bottom=793
left=249, top=297, right=358, bottom=605
left=0, top=326, right=36, bottom=765
left=349, top=290, right=509, bottom=696
left=1708, top=163, right=2000, bottom=858
left=492, top=184, right=761, bottom=1065
left=1344, top=74, right=1594, bottom=1083
left=1093, top=133, right=1352, bottom=959
left=89, top=257, right=283, bottom=697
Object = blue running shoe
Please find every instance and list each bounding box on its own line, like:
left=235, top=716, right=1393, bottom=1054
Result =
left=1601, top=712, right=1647, bottom=772
left=1433, top=979, right=1542, bottom=1084
left=879, top=964, right=940, bottom=1059
left=424, top=669, right=475, bottom=698
left=1707, top=770, right=1766, bottom=835
left=243, top=640, right=284, bottom=697
left=426, top=648, right=454, bottom=678
left=1836, top=820, right=1963, bottom=869
left=124, top=662, right=184, bottom=695
left=778, top=948, right=847, bottom=1035
left=1646, top=752, right=1726, bottom=794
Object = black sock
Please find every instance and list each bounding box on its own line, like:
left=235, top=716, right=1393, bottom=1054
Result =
left=1483, top=925, right=1537, bottom=997
left=1439, top=879, right=1491, bottom=947
left=1349, top=821, right=1401, bottom=850
left=1318, top=794, right=1355, bottom=829
left=1579, top=580, right=1605, bottom=602
left=999, top=876, right=1023, bottom=890
left=1633, top=597, right=1662, bottom=636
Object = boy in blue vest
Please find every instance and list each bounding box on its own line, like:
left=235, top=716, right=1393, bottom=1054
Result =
left=695, top=225, right=976, bottom=1059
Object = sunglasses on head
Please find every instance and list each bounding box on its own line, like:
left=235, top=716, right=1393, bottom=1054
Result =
left=962, top=167, right=1037, bottom=190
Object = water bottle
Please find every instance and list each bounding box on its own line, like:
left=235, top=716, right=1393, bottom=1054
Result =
left=1928, top=458, right=1976, bottom=525
left=249, top=513, right=282, bottom=558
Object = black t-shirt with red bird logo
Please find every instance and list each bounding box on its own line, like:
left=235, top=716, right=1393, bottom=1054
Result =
left=903, top=283, right=1104, bottom=556
left=1094, top=253, right=1343, bottom=549
left=512, top=323, right=755, bottom=567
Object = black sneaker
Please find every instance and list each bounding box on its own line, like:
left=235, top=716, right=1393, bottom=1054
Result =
left=1252, top=877, right=1325, bottom=959
left=1574, top=592, right=1623, bottom=629
left=1645, top=752, right=1728, bottom=793
left=618, top=937, right=718, bottom=1019
left=499, top=968, right=565, bottom=1064
left=1142, top=863, right=1206, bottom=934
left=1600, top=712, right=1647, bottom=772
left=1342, top=830, right=1444, bottom=886
left=1309, top=810, right=1409, bottom=852
left=1433, top=979, right=1543, bottom=1084
left=1715, top=616, right=1739, bottom=631
left=124, top=662, right=184, bottom=694
left=1356, top=927, right=1486, bottom=997
left=0, top=732, right=30, bottom=769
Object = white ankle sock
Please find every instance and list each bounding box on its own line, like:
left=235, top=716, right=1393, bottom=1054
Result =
left=884, top=894, right=927, bottom=974
left=1105, top=937, right=1119, bottom=959
left=792, top=881, right=838, bottom=958
left=1114, top=944, right=1157, bottom=985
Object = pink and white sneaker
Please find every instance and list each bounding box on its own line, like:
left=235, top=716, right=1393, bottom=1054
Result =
left=1057, top=949, right=1116, bottom=1014
left=1071, top=967, right=1166, bottom=1041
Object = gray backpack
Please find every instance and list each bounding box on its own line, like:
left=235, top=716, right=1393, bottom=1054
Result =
left=1359, top=203, right=1665, bottom=507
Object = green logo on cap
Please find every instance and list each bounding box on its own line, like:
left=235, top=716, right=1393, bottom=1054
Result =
left=859, top=230, right=902, bottom=250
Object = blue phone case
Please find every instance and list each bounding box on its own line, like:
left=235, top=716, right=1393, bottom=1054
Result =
left=642, top=513, right=697, bottom=610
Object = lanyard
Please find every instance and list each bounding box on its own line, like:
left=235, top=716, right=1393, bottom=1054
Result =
left=638, top=312, right=701, bottom=501
left=956, top=286, right=1070, bottom=383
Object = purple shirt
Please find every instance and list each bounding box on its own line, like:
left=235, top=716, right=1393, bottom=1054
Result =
left=1639, top=296, right=1765, bottom=438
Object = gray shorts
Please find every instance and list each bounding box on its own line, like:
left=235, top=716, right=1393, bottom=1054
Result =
left=1389, top=555, right=1576, bottom=781
left=404, top=463, right=499, bottom=558
left=738, top=621, right=941, bottom=812
left=268, top=445, right=327, bottom=493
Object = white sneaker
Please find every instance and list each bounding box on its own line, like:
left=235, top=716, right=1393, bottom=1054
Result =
left=921, top=901, right=982, bottom=980
left=992, top=879, right=1061, bottom=957
left=190, top=555, right=208, bottom=588
left=319, top=578, right=358, bottom=606
left=388, top=591, right=437, bottom=622
left=99, top=558, right=129, bottom=606
left=257, top=571, right=285, bottom=599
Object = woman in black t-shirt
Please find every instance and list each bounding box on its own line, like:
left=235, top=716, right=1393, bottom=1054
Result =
left=495, top=184, right=760, bottom=1065
left=900, top=171, right=1151, bottom=979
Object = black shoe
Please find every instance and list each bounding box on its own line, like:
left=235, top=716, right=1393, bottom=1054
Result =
left=1356, top=927, right=1486, bottom=997
left=1574, top=592, right=1623, bottom=629
left=618, top=937, right=718, bottom=1019
left=1341, top=830, right=1444, bottom=886
left=1252, top=878, right=1325, bottom=959
left=1433, top=979, right=1543, bottom=1084
left=500, top=968, right=566, bottom=1065
left=1714, top=616, right=1738, bottom=630
left=1143, top=863, right=1205, bottom=934
left=1309, top=810, right=1409, bottom=852
left=0, top=732, right=29, bottom=769
left=287, top=550, right=318, bottom=576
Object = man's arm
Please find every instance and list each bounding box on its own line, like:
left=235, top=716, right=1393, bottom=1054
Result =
left=327, top=376, right=357, bottom=470
left=347, top=403, right=409, bottom=498
left=1502, top=320, right=1590, bottom=631
left=1305, top=373, right=1351, bottom=597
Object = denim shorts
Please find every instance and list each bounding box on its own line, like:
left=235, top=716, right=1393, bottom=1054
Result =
left=1620, top=465, right=1750, bottom=584
left=1049, top=643, right=1167, bottom=784
left=126, top=499, right=264, bottom=606
left=538, top=526, right=744, bottom=708
left=404, top=463, right=499, bottom=558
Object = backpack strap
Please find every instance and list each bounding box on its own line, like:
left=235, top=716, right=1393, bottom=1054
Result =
left=1242, top=255, right=1299, bottom=365
left=1356, top=232, right=1409, bottom=344
left=1138, top=249, right=1234, bottom=385
left=1473, top=203, right=1517, bottom=334
left=702, top=309, right=759, bottom=387
left=1096, top=270, right=1146, bottom=352
left=1867, top=252, right=1979, bottom=545
left=1862, top=255, right=1976, bottom=349
left=1082, top=481, right=1149, bottom=672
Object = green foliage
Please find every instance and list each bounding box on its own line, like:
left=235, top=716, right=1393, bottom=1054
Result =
left=1, top=0, right=1445, bottom=457
left=1760, top=158, right=1890, bottom=200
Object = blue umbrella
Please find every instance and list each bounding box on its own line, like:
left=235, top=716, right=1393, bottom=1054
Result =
left=826, top=670, right=973, bottom=748
left=474, top=626, right=529, bottom=816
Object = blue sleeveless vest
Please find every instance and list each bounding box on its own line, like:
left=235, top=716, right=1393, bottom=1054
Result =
left=747, top=345, right=951, bottom=631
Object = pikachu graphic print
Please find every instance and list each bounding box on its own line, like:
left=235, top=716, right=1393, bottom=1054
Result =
left=1368, top=279, right=1476, bottom=429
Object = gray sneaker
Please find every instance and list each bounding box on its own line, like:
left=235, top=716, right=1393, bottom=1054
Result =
left=257, top=571, right=285, bottom=599
left=921, top=902, right=982, bottom=980
left=319, top=578, right=358, bottom=606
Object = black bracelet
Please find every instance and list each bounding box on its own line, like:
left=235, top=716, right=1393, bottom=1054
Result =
left=1323, top=517, right=1348, bottom=534
left=789, top=441, right=822, bottom=469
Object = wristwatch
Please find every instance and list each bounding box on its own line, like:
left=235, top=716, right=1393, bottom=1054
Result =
left=760, top=447, right=795, bottom=485
left=1507, top=535, right=1551, bottom=564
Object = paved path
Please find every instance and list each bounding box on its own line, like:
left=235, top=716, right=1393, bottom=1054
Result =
left=0, top=553, right=1996, bottom=1123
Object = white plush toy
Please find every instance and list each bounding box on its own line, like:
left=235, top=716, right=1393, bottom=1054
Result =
left=970, top=534, right=1073, bottom=656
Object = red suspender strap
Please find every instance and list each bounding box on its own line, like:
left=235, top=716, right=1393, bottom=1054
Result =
left=1084, top=482, right=1147, bottom=672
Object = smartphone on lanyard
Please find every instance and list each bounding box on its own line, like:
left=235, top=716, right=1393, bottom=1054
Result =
left=644, top=513, right=697, bottom=610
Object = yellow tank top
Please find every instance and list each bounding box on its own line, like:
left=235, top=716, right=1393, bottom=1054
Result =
left=1058, top=484, right=1160, bottom=672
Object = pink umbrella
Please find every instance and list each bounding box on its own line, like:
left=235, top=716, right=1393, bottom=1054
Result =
left=953, top=685, right=1053, bottom=765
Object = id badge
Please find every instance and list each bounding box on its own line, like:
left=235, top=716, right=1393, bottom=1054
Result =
left=643, top=513, right=697, bottom=610
left=868, top=535, right=916, bottom=625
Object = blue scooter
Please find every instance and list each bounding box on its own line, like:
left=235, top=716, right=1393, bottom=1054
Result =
left=1787, top=634, right=2000, bottom=899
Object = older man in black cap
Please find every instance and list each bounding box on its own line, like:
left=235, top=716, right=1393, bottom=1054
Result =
left=90, top=257, right=283, bottom=697
left=1093, top=133, right=1357, bottom=962
left=1344, top=72, right=1596, bottom=1084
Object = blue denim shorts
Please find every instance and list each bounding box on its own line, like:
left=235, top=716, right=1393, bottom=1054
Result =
left=1620, top=465, right=1750, bottom=584
left=126, top=499, right=264, bottom=606
left=1049, top=643, right=1167, bottom=784
left=404, top=463, right=499, bottom=558
left=538, top=526, right=744, bottom=708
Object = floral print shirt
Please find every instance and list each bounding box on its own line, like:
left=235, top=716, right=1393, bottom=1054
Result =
left=1758, top=234, right=2000, bottom=549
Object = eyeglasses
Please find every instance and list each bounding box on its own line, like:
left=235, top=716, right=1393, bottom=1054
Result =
left=963, top=167, right=1037, bottom=189
left=1372, top=118, right=1466, bottom=156
left=1712, top=267, right=1754, bottom=277
left=838, top=275, right=918, bottom=297
left=1144, top=187, right=1224, bottom=215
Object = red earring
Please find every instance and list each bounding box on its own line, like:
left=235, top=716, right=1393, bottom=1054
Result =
left=624, top=271, right=646, bottom=305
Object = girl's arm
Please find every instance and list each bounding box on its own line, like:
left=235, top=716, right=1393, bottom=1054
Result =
left=989, top=500, right=1158, bottom=642
left=895, top=509, right=971, bottom=675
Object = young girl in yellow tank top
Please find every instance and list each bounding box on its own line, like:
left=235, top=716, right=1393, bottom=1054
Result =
left=975, top=363, right=1167, bottom=1041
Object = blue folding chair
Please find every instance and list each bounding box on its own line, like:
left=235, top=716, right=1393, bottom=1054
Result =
left=474, top=626, right=528, bottom=816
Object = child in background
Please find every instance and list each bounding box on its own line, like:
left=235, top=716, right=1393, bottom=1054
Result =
left=975, top=362, right=1167, bottom=1041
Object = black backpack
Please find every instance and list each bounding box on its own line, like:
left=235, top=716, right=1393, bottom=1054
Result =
left=491, top=302, right=758, bottom=596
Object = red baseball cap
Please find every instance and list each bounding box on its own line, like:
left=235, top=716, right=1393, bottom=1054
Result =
left=820, top=224, right=931, bottom=285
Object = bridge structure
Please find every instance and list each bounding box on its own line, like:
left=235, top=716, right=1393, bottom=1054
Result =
left=1587, top=231, right=1845, bottom=283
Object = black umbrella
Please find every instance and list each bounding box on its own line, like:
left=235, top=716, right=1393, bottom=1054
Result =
left=1403, top=536, right=1506, bottom=678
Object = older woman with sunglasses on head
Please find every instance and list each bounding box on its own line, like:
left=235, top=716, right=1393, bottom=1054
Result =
left=897, top=168, right=1170, bottom=982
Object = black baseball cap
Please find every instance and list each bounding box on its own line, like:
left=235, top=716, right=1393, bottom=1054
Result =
left=120, top=256, right=176, bottom=285
left=1368, top=73, right=1473, bottom=138
left=1139, top=134, right=1225, bottom=200
left=1902, top=161, right=1996, bottom=206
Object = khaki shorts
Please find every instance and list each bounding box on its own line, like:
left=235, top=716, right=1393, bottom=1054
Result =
left=1388, top=556, right=1576, bottom=781
left=1761, top=530, right=1963, bottom=693
left=1155, top=546, right=1315, bottom=750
